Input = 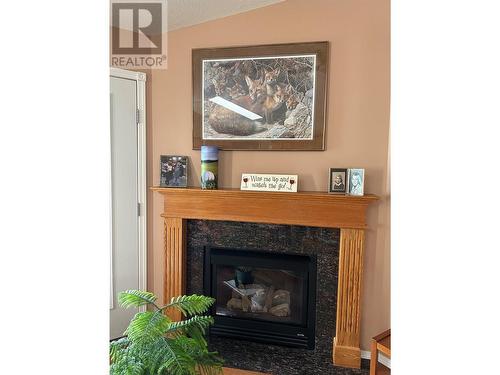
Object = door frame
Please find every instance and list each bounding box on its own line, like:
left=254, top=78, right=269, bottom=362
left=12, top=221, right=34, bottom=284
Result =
left=110, top=68, right=147, bottom=305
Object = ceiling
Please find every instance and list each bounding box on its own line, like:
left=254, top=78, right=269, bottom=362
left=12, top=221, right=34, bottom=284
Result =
left=167, top=0, right=285, bottom=31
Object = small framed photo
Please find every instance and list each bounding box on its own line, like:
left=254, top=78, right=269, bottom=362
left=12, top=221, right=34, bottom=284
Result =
left=328, top=168, right=348, bottom=194
left=160, top=155, right=188, bottom=188
left=348, top=169, right=365, bottom=196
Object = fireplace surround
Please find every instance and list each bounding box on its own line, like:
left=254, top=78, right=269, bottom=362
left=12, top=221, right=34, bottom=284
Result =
left=152, top=187, right=378, bottom=369
left=187, top=220, right=341, bottom=373
left=204, top=246, right=317, bottom=349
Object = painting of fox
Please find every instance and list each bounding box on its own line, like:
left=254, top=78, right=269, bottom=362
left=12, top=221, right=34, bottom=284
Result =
left=202, top=55, right=315, bottom=140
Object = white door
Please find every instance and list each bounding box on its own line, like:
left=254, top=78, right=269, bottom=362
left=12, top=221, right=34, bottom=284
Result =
left=109, top=73, right=143, bottom=339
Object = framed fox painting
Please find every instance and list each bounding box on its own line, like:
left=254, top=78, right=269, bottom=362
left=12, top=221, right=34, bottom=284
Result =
left=192, top=42, right=329, bottom=150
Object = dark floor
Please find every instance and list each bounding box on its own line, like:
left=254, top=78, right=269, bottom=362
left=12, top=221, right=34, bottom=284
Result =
left=210, top=336, right=370, bottom=375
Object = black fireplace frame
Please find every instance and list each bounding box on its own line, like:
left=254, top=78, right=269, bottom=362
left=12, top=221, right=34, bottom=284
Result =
left=204, top=246, right=317, bottom=349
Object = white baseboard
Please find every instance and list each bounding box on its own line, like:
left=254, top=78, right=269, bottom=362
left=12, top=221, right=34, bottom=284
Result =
left=361, top=350, right=391, bottom=369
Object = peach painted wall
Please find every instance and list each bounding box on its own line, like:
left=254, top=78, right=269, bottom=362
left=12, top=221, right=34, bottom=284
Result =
left=147, top=0, right=390, bottom=351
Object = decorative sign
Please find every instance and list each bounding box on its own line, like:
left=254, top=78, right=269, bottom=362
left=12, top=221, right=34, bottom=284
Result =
left=240, top=173, right=298, bottom=193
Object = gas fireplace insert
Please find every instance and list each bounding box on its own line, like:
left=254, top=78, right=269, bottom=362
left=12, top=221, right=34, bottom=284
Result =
left=204, top=246, right=317, bottom=349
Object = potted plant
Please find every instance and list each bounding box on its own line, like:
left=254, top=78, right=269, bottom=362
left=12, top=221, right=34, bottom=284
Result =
left=110, top=290, right=223, bottom=375
left=235, top=266, right=254, bottom=286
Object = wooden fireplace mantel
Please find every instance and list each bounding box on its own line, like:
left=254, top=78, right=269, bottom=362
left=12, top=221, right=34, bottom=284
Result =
left=152, top=187, right=379, bottom=369
left=152, top=187, right=378, bottom=229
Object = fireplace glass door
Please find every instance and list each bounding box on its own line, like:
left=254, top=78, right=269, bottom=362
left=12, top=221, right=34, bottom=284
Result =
left=204, top=247, right=316, bottom=349
left=214, top=264, right=305, bottom=325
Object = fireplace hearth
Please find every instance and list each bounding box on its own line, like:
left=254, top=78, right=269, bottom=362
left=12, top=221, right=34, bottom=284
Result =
left=204, top=247, right=317, bottom=349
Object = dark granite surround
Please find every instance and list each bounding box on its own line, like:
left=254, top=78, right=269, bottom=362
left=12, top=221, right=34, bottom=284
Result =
left=187, top=220, right=369, bottom=375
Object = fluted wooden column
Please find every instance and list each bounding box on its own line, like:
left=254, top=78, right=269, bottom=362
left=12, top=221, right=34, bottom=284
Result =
left=163, top=217, right=187, bottom=321
left=333, top=228, right=365, bottom=368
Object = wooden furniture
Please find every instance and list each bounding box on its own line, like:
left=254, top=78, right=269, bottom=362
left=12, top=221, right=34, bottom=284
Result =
left=223, top=367, right=269, bottom=375
left=152, top=187, right=379, bottom=369
left=369, top=329, right=391, bottom=375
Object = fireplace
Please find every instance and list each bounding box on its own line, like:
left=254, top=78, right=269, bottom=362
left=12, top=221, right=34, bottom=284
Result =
left=153, top=187, right=379, bottom=369
left=204, top=246, right=317, bottom=349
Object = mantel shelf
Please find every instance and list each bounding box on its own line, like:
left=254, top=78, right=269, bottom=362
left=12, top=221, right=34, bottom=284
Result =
left=151, top=187, right=378, bottom=229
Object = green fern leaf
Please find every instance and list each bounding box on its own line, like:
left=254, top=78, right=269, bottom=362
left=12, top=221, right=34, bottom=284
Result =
left=110, top=337, right=130, bottom=362
left=110, top=354, right=143, bottom=375
left=140, top=338, right=172, bottom=373
left=125, top=310, right=170, bottom=345
left=166, top=316, right=214, bottom=336
left=164, top=295, right=215, bottom=317
left=119, top=290, right=158, bottom=308
left=157, top=339, right=197, bottom=375
left=166, top=316, right=214, bottom=346
left=169, top=316, right=213, bottom=347
left=170, top=336, right=223, bottom=375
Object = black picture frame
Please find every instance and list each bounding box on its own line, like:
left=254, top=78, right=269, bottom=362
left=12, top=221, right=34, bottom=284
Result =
left=328, top=168, right=347, bottom=194
left=160, top=155, right=188, bottom=188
